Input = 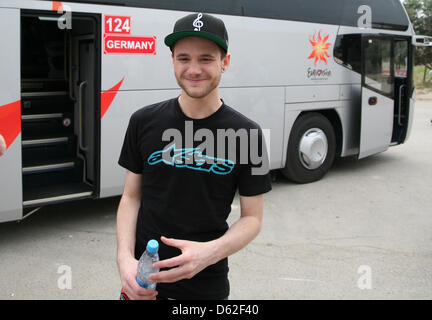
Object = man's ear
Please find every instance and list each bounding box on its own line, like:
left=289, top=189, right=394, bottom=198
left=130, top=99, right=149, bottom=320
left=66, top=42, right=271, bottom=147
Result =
left=222, top=53, right=231, bottom=73
left=171, top=51, right=176, bottom=67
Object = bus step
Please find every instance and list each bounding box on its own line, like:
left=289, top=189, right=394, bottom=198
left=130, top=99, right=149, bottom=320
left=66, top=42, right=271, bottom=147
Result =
left=22, top=134, right=77, bottom=162
left=23, top=182, right=93, bottom=208
left=21, top=91, right=68, bottom=98
left=22, top=135, right=70, bottom=147
left=21, top=94, right=73, bottom=115
left=22, top=157, right=79, bottom=175
left=22, top=158, right=84, bottom=189
left=22, top=113, right=65, bottom=121
left=21, top=79, right=68, bottom=93
left=21, top=112, right=73, bottom=138
left=23, top=161, right=75, bottom=175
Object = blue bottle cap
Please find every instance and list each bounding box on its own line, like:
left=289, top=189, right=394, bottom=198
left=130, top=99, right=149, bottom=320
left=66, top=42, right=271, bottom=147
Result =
left=147, top=239, right=159, bottom=254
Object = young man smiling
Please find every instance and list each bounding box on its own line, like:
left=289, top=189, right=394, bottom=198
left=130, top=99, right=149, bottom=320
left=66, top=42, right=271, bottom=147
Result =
left=117, top=13, right=272, bottom=300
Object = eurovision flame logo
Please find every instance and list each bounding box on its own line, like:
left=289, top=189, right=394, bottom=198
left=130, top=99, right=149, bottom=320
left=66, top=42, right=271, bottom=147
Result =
left=308, top=30, right=331, bottom=66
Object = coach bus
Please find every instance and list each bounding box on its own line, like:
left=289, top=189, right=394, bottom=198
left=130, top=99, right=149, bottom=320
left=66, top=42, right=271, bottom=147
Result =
left=0, top=0, right=430, bottom=222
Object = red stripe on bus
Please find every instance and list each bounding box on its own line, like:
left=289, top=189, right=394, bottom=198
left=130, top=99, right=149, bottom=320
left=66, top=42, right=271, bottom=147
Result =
left=52, top=1, right=64, bottom=11
left=101, top=77, right=125, bottom=119
left=0, top=100, right=21, bottom=149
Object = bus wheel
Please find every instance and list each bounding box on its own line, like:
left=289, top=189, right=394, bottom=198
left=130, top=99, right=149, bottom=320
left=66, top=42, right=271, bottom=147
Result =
left=281, top=112, right=336, bottom=183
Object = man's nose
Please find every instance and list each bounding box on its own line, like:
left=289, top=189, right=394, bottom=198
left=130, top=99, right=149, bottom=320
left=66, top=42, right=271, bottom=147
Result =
left=187, top=60, right=202, bottom=75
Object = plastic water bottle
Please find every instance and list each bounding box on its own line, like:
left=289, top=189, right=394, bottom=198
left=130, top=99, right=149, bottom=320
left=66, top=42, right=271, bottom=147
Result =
left=119, top=239, right=159, bottom=300
left=136, top=239, right=160, bottom=290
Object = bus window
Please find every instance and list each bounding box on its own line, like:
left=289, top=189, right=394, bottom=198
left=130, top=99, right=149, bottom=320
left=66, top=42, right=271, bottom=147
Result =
left=364, top=38, right=393, bottom=97
left=394, top=40, right=408, bottom=78
left=334, top=34, right=362, bottom=74
left=240, top=0, right=343, bottom=25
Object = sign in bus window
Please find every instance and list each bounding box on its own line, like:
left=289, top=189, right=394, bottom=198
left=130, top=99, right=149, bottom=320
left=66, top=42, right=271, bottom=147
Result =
left=364, top=38, right=393, bottom=95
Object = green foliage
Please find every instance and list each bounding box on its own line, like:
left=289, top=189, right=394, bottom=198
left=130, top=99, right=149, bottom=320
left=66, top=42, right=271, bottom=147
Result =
left=403, top=0, right=432, bottom=82
left=414, top=65, right=432, bottom=89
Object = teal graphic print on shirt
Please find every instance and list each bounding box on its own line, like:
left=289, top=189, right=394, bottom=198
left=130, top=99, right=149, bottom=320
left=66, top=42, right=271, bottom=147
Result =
left=147, top=144, right=235, bottom=175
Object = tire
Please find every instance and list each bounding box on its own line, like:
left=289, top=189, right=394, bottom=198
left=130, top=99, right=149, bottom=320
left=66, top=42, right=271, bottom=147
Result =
left=281, top=112, right=336, bottom=184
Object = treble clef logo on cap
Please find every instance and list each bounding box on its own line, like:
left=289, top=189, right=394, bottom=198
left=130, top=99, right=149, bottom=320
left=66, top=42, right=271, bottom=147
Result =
left=193, top=13, right=204, bottom=31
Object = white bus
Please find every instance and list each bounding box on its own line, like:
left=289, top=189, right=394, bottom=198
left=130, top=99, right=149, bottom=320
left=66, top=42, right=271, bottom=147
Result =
left=0, top=0, right=430, bottom=223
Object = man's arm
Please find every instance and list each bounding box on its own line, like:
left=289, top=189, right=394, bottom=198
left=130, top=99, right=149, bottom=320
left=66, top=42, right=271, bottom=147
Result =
left=117, top=170, right=141, bottom=262
left=116, top=170, right=158, bottom=300
left=150, top=194, right=264, bottom=283
left=212, top=194, right=263, bottom=259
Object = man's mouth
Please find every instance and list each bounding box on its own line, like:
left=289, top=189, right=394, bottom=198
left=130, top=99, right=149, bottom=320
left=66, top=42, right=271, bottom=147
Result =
left=184, top=78, right=207, bottom=84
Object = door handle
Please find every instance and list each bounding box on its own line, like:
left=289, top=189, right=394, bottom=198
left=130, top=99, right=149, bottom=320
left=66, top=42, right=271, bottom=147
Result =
left=78, top=80, right=88, bottom=152
left=368, top=96, right=378, bottom=105
left=398, top=85, right=406, bottom=126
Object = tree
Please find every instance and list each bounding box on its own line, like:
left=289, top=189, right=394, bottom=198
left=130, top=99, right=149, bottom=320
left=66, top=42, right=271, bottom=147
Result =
left=403, top=0, right=432, bottom=82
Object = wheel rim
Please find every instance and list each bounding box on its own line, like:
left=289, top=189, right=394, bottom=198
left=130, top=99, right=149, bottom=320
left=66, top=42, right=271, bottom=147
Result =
left=298, top=128, right=328, bottom=170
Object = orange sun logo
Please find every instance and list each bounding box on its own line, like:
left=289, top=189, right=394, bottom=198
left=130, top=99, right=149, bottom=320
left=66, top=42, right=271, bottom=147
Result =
left=308, top=30, right=331, bottom=66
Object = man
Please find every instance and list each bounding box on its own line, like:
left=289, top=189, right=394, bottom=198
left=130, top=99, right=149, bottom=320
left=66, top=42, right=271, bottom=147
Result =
left=116, top=13, right=272, bottom=300
left=0, top=134, right=6, bottom=157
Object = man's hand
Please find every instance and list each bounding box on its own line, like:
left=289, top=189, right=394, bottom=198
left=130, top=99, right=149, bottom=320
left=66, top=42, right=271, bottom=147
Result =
left=117, top=255, right=158, bottom=300
left=0, top=134, right=6, bottom=157
left=149, top=194, right=264, bottom=284
left=149, top=236, right=218, bottom=284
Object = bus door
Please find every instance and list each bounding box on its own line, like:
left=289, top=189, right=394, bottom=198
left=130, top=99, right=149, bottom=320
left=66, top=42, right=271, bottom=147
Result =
left=359, top=35, right=413, bottom=159
left=0, top=8, right=22, bottom=222
left=20, top=11, right=100, bottom=211
left=392, top=37, right=411, bottom=144
left=359, top=35, right=395, bottom=159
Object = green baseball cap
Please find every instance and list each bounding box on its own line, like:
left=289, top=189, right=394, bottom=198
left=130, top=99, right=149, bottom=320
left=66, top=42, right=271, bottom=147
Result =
left=165, top=12, right=229, bottom=52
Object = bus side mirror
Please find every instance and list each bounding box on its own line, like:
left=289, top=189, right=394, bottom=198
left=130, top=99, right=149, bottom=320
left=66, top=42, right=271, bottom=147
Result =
left=412, top=36, right=432, bottom=47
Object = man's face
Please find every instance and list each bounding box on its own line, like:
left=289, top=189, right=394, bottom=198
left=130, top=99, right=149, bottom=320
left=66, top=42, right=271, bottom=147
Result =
left=172, top=36, right=230, bottom=99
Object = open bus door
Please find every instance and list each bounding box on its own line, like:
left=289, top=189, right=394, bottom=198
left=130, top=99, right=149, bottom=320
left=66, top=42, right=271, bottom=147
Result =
left=359, top=34, right=413, bottom=159
left=0, top=8, right=22, bottom=222
left=18, top=10, right=101, bottom=215
left=359, top=35, right=395, bottom=159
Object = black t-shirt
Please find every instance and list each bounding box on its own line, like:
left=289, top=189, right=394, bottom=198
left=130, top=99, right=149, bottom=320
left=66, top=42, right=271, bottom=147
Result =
left=118, top=97, right=272, bottom=299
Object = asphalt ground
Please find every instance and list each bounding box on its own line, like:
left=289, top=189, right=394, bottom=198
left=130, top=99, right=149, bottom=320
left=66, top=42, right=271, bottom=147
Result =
left=0, top=96, right=431, bottom=300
